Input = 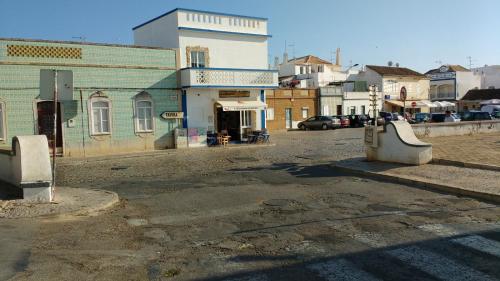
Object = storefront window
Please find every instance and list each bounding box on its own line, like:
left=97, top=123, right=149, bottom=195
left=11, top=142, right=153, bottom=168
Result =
left=241, top=110, right=252, bottom=127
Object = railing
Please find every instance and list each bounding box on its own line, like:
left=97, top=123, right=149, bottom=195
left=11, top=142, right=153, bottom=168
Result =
left=181, top=68, right=278, bottom=88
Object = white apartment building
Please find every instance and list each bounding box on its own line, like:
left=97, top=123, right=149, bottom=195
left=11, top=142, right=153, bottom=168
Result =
left=425, top=65, right=481, bottom=101
left=319, top=82, right=382, bottom=117
left=278, top=52, right=349, bottom=88
left=355, top=65, right=431, bottom=113
left=133, top=8, right=278, bottom=142
left=472, top=65, right=500, bottom=90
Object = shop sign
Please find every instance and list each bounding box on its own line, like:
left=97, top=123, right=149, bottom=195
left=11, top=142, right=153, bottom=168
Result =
left=160, top=111, right=184, bottom=119
left=219, top=91, right=250, bottom=98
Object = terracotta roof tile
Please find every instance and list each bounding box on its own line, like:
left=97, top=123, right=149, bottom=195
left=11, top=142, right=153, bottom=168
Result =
left=366, top=65, right=426, bottom=78
left=462, top=89, right=500, bottom=100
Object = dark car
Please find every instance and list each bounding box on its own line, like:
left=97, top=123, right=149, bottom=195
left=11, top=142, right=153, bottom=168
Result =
left=379, top=111, right=394, bottom=123
left=492, top=111, right=500, bottom=119
left=413, top=113, right=430, bottom=123
left=348, top=114, right=370, bottom=127
left=460, top=111, right=493, bottom=121
left=298, top=116, right=338, bottom=130
left=430, top=113, right=446, bottom=123
left=331, top=115, right=350, bottom=128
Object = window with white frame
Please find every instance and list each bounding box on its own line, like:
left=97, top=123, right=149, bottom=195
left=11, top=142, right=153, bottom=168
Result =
left=190, top=51, right=206, bottom=68
left=241, top=110, right=252, bottom=127
left=135, top=94, right=154, bottom=133
left=302, top=108, right=309, bottom=119
left=266, top=108, right=275, bottom=120
left=90, top=97, right=111, bottom=135
left=0, top=102, right=5, bottom=140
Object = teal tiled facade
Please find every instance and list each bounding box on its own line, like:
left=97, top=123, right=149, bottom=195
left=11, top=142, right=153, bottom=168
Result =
left=0, top=39, right=180, bottom=156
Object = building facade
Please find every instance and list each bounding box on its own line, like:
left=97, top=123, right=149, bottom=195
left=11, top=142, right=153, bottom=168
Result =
left=426, top=65, right=481, bottom=102
left=265, top=89, right=318, bottom=131
left=458, top=88, right=500, bottom=112
left=278, top=54, right=346, bottom=88
left=472, top=65, right=500, bottom=90
left=319, top=81, right=381, bottom=117
left=355, top=65, right=431, bottom=114
left=0, top=38, right=179, bottom=156
left=133, top=8, right=278, bottom=143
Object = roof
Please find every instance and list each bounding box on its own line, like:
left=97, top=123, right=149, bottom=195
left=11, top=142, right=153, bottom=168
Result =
left=0, top=37, right=174, bottom=51
left=287, top=55, right=333, bottom=65
left=133, top=8, right=268, bottom=30
left=425, top=65, right=470, bottom=75
left=366, top=65, right=426, bottom=78
left=461, top=88, right=500, bottom=101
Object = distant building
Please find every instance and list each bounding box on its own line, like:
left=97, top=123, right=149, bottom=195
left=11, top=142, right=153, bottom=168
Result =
left=472, top=65, right=500, bottom=90
left=265, top=89, right=318, bottom=130
left=278, top=51, right=349, bottom=88
left=133, top=8, right=278, bottom=143
left=355, top=65, right=431, bottom=113
left=458, top=88, right=500, bottom=112
left=0, top=38, right=179, bottom=156
left=319, top=81, right=381, bottom=117
left=425, top=65, right=480, bottom=102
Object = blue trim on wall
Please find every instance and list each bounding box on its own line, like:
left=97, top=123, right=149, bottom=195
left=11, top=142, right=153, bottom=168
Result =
left=181, top=90, right=188, bottom=128
left=430, top=78, right=456, bottom=82
left=133, top=8, right=268, bottom=30
left=178, top=27, right=272, bottom=38
left=260, top=90, right=266, bottom=129
left=182, top=85, right=278, bottom=89
left=180, top=67, right=277, bottom=73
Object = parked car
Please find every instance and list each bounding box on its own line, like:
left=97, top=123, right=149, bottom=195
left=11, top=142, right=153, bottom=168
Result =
left=491, top=111, right=500, bottom=119
left=480, top=105, right=500, bottom=115
left=444, top=113, right=461, bottom=122
left=332, top=115, right=350, bottom=128
left=298, top=116, right=339, bottom=130
left=379, top=112, right=394, bottom=123
left=348, top=114, right=370, bottom=127
left=413, top=113, right=430, bottom=123
left=460, top=111, right=493, bottom=121
left=430, top=113, right=446, bottom=123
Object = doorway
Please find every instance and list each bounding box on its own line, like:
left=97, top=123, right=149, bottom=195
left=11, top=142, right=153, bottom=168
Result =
left=216, top=107, right=241, bottom=141
left=37, top=101, right=63, bottom=152
left=285, top=108, right=292, bottom=129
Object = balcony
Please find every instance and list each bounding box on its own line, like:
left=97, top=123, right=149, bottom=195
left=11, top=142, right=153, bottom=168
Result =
left=180, top=67, right=278, bottom=88
left=430, top=92, right=455, bottom=100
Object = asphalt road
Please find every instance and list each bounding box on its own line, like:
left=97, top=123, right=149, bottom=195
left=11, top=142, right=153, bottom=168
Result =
left=1, top=129, right=499, bottom=281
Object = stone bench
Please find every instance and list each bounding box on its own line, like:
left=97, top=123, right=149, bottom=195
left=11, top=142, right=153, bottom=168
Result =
left=0, top=135, right=53, bottom=202
left=366, top=121, right=432, bottom=165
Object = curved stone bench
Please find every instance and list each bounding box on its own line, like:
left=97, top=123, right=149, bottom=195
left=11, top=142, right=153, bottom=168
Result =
left=367, top=121, right=432, bottom=165
left=0, top=135, right=52, bottom=202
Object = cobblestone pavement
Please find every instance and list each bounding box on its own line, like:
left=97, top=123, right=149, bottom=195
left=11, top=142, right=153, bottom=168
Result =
left=2, top=128, right=500, bottom=281
left=422, top=132, right=500, bottom=167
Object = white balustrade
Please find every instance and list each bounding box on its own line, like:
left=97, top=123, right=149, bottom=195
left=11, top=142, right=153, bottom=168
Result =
left=181, top=68, right=278, bottom=88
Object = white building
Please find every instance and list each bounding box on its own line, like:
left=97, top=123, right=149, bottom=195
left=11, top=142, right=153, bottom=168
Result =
left=425, top=65, right=481, bottom=101
left=278, top=52, right=349, bottom=88
left=354, top=65, right=431, bottom=113
left=472, top=65, right=500, bottom=90
left=133, top=8, right=278, bottom=142
left=319, top=81, right=382, bottom=117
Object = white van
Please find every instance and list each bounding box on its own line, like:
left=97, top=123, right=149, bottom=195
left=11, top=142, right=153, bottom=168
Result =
left=480, top=105, right=500, bottom=114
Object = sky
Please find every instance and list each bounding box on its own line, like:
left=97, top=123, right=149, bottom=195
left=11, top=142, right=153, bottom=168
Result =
left=1, top=0, right=499, bottom=72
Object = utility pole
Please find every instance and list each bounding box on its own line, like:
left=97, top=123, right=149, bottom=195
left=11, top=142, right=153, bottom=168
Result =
left=466, top=56, right=473, bottom=69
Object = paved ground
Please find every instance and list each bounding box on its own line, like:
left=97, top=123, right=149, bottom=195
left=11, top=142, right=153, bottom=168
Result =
left=1, top=128, right=500, bottom=281
left=422, top=132, right=500, bottom=167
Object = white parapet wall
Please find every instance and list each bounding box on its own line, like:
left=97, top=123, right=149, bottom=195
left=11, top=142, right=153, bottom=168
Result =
left=366, top=121, right=433, bottom=165
left=0, top=136, right=53, bottom=202
left=412, top=120, right=500, bottom=138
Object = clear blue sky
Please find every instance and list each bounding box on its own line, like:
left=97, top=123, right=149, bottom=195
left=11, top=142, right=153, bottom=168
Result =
left=1, top=0, right=499, bottom=72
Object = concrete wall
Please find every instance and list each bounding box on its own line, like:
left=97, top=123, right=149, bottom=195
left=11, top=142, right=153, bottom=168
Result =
left=412, top=120, right=500, bottom=138
left=456, top=71, right=481, bottom=100
left=473, top=65, right=500, bottom=89
left=266, top=89, right=318, bottom=131
left=0, top=39, right=179, bottom=157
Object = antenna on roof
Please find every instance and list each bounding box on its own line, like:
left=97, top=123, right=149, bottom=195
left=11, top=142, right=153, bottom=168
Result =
left=288, top=42, right=295, bottom=59
left=72, top=36, right=86, bottom=42
left=466, top=56, right=474, bottom=69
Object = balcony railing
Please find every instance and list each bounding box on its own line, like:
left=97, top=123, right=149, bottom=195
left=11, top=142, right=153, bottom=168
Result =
left=181, top=67, right=278, bottom=88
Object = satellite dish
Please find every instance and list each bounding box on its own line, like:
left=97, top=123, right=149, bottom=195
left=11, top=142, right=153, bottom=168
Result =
left=387, top=61, right=393, bottom=67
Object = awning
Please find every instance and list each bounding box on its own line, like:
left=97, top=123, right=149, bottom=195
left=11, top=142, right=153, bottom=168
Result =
left=480, top=99, right=500, bottom=105
left=216, top=100, right=267, bottom=111
left=433, top=101, right=456, bottom=107
left=385, top=100, right=437, bottom=108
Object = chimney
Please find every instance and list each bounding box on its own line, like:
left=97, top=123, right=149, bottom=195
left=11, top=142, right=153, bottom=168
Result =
left=335, top=48, right=341, bottom=66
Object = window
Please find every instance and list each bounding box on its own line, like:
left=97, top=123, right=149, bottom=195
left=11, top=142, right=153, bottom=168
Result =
left=202, top=14, right=206, bottom=22
left=361, top=105, right=366, bottom=115
left=350, top=106, right=356, bottom=115
left=186, top=13, right=190, bottom=21
left=241, top=110, right=252, bottom=127
left=266, top=108, right=275, bottom=120
left=197, top=14, right=201, bottom=22
left=302, top=108, right=309, bottom=119
left=300, top=66, right=304, bottom=74
left=90, top=97, right=111, bottom=135
left=218, top=17, right=222, bottom=24
left=135, top=93, right=154, bottom=133
left=191, top=51, right=206, bottom=68
left=0, top=102, right=5, bottom=140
